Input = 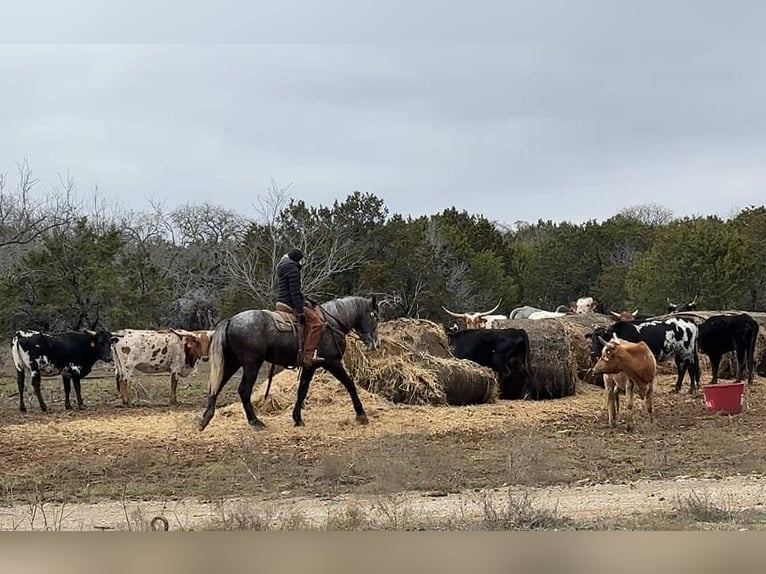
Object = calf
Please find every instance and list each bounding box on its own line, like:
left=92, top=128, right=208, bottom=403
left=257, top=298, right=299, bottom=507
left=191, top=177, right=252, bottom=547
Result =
left=697, top=314, right=759, bottom=385
left=446, top=327, right=535, bottom=399
left=571, top=296, right=598, bottom=314
left=11, top=329, right=114, bottom=412
left=586, top=317, right=701, bottom=393
left=110, top=329, right=214, bottom=405
left=594, top=334, right=657, bottom=427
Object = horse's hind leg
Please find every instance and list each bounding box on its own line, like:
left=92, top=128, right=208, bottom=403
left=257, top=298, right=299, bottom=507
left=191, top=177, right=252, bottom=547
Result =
left=199, top=360, right=240, bottom=431
left=323, top=362, right=369, bottom=425
left=238, top=362, right=265, bottom=429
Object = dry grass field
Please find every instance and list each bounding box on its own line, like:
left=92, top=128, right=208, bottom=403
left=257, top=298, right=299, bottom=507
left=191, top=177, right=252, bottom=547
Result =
left=2, top=332, right=766, bottom=530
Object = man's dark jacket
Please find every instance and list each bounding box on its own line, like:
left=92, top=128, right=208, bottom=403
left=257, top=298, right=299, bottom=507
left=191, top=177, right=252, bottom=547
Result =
left=276, top=255, right=304, bottom=315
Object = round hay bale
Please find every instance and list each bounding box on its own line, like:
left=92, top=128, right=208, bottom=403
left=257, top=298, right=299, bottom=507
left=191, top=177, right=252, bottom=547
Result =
left=344, top=336, right=499, bottom=406
left=374, top=318, right=452, bottom=358
left=492, top=318, right=578, bottom=399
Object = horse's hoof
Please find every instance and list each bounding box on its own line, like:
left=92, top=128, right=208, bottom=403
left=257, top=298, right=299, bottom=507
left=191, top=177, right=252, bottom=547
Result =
left=77, top=404, right=86, bottom=411
left=356, top=414, right=369, bottom=425
left=65, top=404, right=72, bottom=410
left=249, top=419, right=266, bottom=430
left=294, top=419, right=305, bottom=427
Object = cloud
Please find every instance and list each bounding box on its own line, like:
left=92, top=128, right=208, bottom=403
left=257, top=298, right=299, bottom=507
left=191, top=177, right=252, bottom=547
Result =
left=1, top=42, right=765, bottom=226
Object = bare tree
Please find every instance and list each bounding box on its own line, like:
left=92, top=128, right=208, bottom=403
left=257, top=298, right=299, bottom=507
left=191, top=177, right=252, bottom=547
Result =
left=618, top=203, right=675, bottom=226
left=226, top=179, right=366, bottom=305
left=0, top=159, right=81, bottom=274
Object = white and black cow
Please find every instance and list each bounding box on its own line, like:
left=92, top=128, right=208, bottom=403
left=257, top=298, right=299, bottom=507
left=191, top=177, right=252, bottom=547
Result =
left=11, top=329, right=114, bottom=412
left=586, top=317, right=701, bottom=394
left=698, top=313, right=759, bottom=385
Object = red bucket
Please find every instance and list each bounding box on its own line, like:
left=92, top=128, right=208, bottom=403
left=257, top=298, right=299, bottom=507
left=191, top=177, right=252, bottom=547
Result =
left=702, top=382, right=746, bottom=415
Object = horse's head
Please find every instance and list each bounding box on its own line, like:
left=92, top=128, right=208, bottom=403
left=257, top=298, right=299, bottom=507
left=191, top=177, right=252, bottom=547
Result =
left=356, top=295, right=380, bottom=350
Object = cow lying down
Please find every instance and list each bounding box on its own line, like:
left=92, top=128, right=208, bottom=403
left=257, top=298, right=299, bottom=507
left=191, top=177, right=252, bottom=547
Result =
left=110, top=329, right=214, bottom=405
left=593, top=333, right=658, bottom=428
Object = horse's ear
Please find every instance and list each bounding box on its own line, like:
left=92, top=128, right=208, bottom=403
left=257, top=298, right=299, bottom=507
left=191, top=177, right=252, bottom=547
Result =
left=371, top=295, right=378, bottom=310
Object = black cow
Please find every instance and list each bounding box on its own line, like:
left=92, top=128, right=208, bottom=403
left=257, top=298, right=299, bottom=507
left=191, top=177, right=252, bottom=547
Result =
left=11, top=329, right=114, bottom=412
left=667, top=295, right=698, bottom=313
left=445, top=327, right=536, bottom=400
left=698, top=314, right=759, bottom=385
left=585, top=317, right=701, bottom=393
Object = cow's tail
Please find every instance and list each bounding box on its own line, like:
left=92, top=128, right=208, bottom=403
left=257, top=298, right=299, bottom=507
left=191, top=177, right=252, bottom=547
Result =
left=207, top=319, right=231, bottom=396
left=749, top=322, right=760, bottom=380
left=10, top=331, right=23, bottom=372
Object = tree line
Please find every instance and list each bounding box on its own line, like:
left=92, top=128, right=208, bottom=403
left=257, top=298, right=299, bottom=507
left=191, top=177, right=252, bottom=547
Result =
left=1, top=161, right=765, bottom=333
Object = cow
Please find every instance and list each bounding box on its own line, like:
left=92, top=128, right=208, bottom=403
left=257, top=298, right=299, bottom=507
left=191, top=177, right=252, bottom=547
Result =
left=445, top=327, right=535, bottom=399
left=571, top=297, right=598, bottom=314
left=11, top=329, right=114, bottom=412
left=508, top=306, right=545, bottom=320
left=441, top=300, right=505, bottom=329
left=593, top=333, right=657, bottom=428
left=609, top=309, right=651, bottom=322
left=697, top=313, right=759, bottom=385
left=585, top=317, right=701, bottom=393
left=667, top=295, right=698, bottom=313
left=110, top=329, right=215, bottom=405
left=528, top=310, right=567, bottom=320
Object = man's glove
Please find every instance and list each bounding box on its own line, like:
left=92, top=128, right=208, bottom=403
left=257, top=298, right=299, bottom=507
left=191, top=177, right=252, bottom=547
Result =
left=297, top=313, right=306, bottom=325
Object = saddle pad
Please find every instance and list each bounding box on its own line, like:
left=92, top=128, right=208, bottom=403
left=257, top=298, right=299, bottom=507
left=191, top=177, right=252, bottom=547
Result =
left=266, top=310, right=298, bottom=332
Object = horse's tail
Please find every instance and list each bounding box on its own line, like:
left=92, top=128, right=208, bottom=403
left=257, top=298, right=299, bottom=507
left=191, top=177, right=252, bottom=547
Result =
left=207, top=319, right=230, bottom=396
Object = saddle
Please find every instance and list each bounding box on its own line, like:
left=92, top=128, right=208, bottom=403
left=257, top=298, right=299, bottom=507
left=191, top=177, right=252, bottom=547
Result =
left=266, top=308, right=300, bottom=333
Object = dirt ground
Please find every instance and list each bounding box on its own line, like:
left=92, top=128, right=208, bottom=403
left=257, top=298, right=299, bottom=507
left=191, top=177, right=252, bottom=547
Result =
left=2, top=354, right=766, bottom=530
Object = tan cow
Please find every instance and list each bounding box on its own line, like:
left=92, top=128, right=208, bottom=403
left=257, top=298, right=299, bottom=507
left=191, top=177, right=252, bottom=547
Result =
left=593, top=333, right=657, bottom=428
left=442, top=300, right=504, bottom=329
left=110, top=328, right=214, bottom=405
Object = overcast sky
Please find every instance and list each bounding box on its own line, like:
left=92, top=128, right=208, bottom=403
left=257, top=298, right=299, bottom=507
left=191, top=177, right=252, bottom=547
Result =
left=3, top=11, right=766, bottom=226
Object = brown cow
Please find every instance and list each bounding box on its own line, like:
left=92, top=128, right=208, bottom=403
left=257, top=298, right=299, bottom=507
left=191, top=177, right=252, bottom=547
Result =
left=110, top=329, right=214, bottom=405
left=609, top=309, right=639, bottom=321
left=593, top=333, right=657, bottom=428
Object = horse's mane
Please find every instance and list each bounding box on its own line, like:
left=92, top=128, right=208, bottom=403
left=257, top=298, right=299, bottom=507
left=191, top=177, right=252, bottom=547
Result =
left=319, top=296, right=371, bottom=327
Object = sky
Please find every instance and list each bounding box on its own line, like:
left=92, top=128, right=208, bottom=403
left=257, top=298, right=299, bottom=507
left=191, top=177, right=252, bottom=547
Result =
left=2, top=3, right=766, bottom=227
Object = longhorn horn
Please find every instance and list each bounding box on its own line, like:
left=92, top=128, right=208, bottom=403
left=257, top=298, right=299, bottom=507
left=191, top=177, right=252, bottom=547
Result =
left=441, top=306, right=467, bottom=319
left=610, top=311, right=621, bottom=319
left=667, top=297, right=674, bottom=306
left=633, top=308, right=639, bottom=316
left=691, top=293, right=698, bottom=305
left=478, top=299, right=503, bottom=316
left=598, top=335, right=609, bottom=346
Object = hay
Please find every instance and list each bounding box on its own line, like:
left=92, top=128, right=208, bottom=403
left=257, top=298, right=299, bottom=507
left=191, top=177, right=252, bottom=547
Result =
left=493, top=318, right=579, bottom=399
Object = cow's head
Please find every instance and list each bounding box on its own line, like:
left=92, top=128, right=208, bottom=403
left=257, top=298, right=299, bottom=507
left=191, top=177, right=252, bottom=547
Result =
left=610, top=309, right=639, bottom=322
left=445, top=322, right=462, bottom=336
left=571, top=297, right=598, bottom=314
left=667, top=294, right=698, bottom=313
left=193, top=330, right=215, bottom=362
left=593, top=333, right=623, bottom=375
left=85, top=329, right=114, bottom=363
left=170, top=329, right=206, bottom=367
left=584, top=327, right=610, bottom=359
left=442, top=299, right=502, bottom=329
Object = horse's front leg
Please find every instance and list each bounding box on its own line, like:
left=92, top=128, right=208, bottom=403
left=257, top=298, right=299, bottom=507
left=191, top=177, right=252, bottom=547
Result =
left=323, top=362, right=369, bottom=425
left=292, top=366, right=317, bottom=427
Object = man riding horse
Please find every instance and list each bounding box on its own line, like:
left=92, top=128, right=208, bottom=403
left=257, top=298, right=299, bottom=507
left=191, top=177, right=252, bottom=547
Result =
left=275, top=248, right=326, bottom=367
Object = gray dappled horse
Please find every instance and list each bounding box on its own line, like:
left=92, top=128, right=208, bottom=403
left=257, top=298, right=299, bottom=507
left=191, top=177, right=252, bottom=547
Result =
left=198, top=295, right=380, bottom=431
